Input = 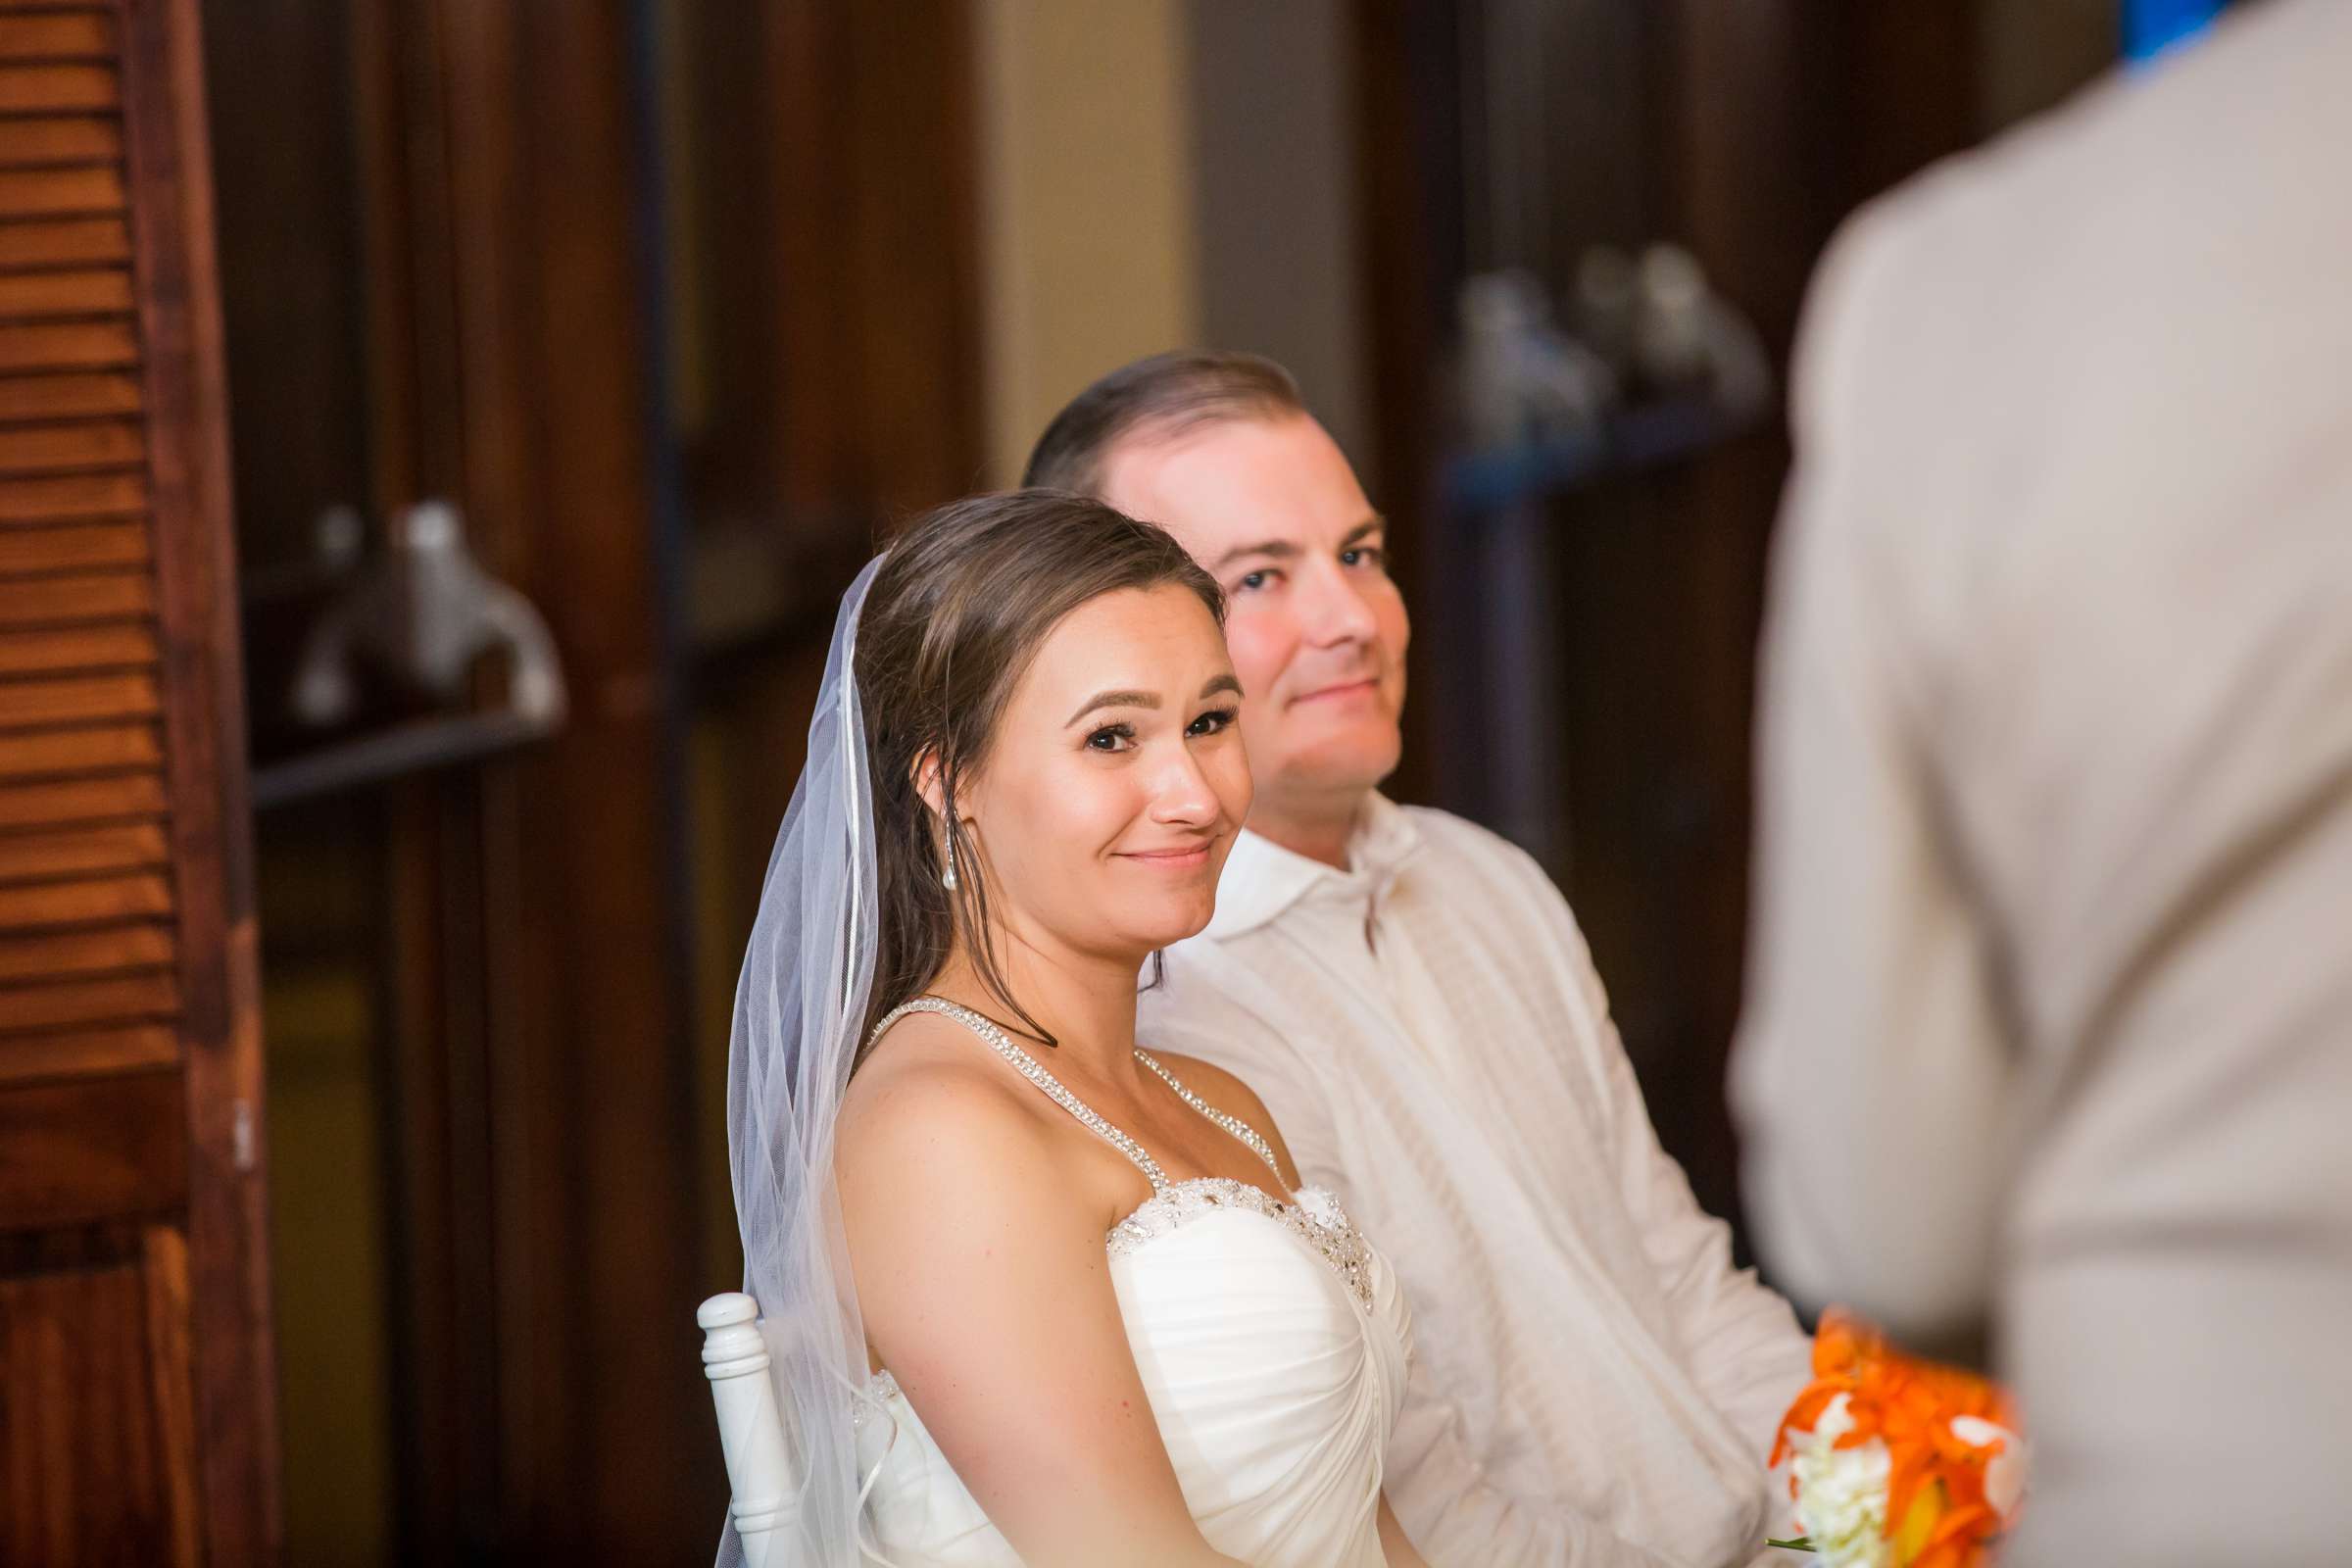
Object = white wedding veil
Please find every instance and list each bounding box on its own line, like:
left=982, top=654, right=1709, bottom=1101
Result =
left=716, top=555, right=888, bottom=1567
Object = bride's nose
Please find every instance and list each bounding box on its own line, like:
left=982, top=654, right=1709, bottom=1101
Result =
left=1145, top=747, right=1220, bottom=827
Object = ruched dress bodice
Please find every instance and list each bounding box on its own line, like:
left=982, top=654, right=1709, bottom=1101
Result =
left=853, top=1000, right=1413, bottom=1567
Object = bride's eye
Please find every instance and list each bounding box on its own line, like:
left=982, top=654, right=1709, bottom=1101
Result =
left=1085, top=722, right=1137, bottom=753
left=1187, top=707, right=1239, bottom=738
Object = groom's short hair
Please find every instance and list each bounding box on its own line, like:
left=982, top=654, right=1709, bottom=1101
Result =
left=1024, top=350, right=1306, bottom=496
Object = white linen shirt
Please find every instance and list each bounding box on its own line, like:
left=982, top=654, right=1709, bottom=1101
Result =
left=1141, top=797, right=1811, bottom=1567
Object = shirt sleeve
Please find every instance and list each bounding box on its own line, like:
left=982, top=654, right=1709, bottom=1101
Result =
left=1729, top=206, right=2016, bottom=1352
left=1382, top=1355, right=1688, bottom=1568
left=1557, top=909, right=1817, bottom=1468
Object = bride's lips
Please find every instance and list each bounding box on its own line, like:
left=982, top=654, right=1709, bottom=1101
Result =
left=1117, top=843, right=1215, bottom=869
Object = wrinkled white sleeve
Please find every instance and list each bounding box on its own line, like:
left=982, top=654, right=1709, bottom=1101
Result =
left=1383, top=1371, right=1689, bottom=1568
left=1729, top=209, right=2015, bottom=1351
left=1553, top=908, right=1816, bottom=1471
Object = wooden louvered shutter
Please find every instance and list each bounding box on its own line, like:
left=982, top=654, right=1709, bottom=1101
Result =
left=0, top=2, right=277, bottom=1564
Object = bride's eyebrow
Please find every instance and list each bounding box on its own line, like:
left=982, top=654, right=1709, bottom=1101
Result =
left=1065, top=673, right=1241, bottom=727
left=1064, top=689, right=1156, bottom=726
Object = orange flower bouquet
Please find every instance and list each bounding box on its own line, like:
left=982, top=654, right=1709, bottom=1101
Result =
left=1766, top=1311, right=2026, bottom=1568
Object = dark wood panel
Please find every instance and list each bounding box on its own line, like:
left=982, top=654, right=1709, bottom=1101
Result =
left=0, top=165, right=126, bottom=218
left=0, top=319, right=138, bottom=374
left=0, top=518, right=150, bottom=576
left=0, top=566, right=151, bottom=625
left=0, top=215, right=132, bottom=271
left=0, top=666, right=160, bottom=725
left=0, top=1236, right=201, bottom=1565
left=0, top=620, right=156, bottom=674
left=0, top=114, right=122, bottom=168
left=0, top=63, right=121, bottom=114
left=406, top=0, right=717, bottom=1556
left=0, top=48, right=251, bottom=1568
left=0, top=1021, right=176, bottom=1086
left=0, top=821, right=169, bottom=883
left=0, top=919, right=172, bottom=981
left=0, top=715, right=162, bottom=775
left=0, top=14, right=118, bottom=64
left=0, top=1066, right=184, bottom=1228
left=0, top=414, right=143, bottom=469
left=744, top=0, right=984, bottom=522
left=199, top=0, right=367, bottom=573
left=1348, top=0, right=1457, bottom=809
left=0, top=869, right=173, bottom=927
left=0, top=267, right=135, bottom=319
left=0, top=1213, right=144, bottom=1279
left=138, top=1224, right=203, bottom=1567
left=0, top=967, right=177, bottom=1032
left=0, top=369, right=138, bottom=423
left=0, top=769, right=168, bottom=826
left=0, top=467, right=145, bottom=521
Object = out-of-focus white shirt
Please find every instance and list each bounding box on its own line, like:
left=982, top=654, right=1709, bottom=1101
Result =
left=1143, top=797, right=1811, bottom=1567
left=1734, top=4, right=2352, bottom=1562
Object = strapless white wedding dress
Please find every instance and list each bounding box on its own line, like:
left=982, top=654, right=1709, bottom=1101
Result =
left=854, top=998, right=1414, bottom=1567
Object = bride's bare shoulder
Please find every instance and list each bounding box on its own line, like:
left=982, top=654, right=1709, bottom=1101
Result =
left=836, top=1009, right=1065, bottom=1203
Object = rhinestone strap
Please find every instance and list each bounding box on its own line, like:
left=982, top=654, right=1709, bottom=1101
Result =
left=1133, top=1050, right=1287, bottom=1187
left=868, top=996, right=1171, bottom=1192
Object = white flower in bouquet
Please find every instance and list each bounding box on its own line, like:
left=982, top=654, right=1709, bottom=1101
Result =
left=1786, top=1394, right=1891, bottom=1567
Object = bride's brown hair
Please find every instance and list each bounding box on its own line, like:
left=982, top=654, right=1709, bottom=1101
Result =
left=853, top=490, right=1224, bottom=1062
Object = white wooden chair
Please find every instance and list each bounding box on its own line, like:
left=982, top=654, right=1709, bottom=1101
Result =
left=699, top=1292, right=796, bottom=1567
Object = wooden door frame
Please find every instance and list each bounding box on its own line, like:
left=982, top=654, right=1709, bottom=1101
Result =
left=124, top=0, right=281, bottom=1557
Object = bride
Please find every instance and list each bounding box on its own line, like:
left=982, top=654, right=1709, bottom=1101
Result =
left=723, top=490, right=1431, bottom=1567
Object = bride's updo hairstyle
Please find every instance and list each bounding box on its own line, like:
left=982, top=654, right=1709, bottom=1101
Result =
left=853, top=489, right=1223, bottom=1059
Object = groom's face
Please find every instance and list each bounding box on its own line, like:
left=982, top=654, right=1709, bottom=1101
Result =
left=1099, top=415, right=1408, bottom=817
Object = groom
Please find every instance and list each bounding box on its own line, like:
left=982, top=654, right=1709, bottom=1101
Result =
left=1026, top=353, right=1812, bottom=1567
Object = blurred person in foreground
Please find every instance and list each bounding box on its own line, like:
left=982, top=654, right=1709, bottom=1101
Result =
left=1029, top=356, right=1812, bottom=1567
left=1733, top=2, right=2352, bottom=1562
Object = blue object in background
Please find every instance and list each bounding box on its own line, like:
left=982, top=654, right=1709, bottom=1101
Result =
left=2125, top=0, right=2230, bottom=63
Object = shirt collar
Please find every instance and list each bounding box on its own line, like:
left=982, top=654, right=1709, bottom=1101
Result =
left=1200, top=792, right=1424, bottom=942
